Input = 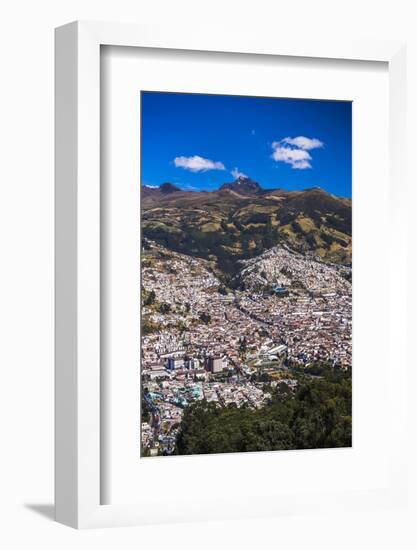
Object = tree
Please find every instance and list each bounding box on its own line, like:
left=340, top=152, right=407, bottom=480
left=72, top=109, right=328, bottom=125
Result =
left=199, top=311, right=211, bottom=324
left=142, top=320, right=160, bottom=334
left=144, top=289, right=156, bottom=306
left=174, top=372, right=352, bottom=455
left=262, top=217, right=274, bottom=249
left=159, top=302, right=171, bottom=314
left=239, top=336, right=247, bottom=358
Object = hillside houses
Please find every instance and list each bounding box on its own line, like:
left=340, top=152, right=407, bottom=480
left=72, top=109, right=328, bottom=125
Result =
left=141, top=241, right=351, bottom=455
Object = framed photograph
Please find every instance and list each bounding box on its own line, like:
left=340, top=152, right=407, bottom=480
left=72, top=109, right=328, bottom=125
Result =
left=55, top=21, right=408, bottom=528
left=139, top=91, right=353, bottom=458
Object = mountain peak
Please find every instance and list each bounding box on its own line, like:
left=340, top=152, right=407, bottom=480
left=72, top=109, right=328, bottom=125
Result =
left=159, top=182, right=181, bottom=194
left=220, top=176, right=262, bottom=195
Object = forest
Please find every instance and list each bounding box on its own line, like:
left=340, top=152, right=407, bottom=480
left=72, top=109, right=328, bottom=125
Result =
left=175, top=370, right=352, bottom=455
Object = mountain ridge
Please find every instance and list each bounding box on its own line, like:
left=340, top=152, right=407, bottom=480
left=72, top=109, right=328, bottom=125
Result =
left=141, top=177, right=352, bottom=277
left=219, top=176, right=262, bottom=195
left=142, top=177, right=351, bottom=201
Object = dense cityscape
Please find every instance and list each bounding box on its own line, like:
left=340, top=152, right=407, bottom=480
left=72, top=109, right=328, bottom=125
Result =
left=141, top=236, right=352, bottom=456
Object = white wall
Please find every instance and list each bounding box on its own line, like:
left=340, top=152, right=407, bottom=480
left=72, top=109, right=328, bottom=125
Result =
left=0, top=0, right=416, bottom=548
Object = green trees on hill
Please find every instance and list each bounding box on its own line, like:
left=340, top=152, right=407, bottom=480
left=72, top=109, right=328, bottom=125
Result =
left=143, top=289, right=156, bottom=306
left=175, top=374, right=352, bottom=455
left=199, top=311, right=211, bottom=324
left=142, top=186, right=352, bottom=275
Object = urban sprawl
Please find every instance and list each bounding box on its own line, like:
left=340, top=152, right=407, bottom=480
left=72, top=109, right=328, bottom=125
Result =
left=141, top=241, right=351, bottom=456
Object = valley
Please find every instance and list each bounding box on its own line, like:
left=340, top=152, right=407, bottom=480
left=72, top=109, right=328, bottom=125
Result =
left=141, top=178, right=352, bottom=456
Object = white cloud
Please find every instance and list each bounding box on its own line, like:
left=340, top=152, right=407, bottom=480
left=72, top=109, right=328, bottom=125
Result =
left=271, top=136, right=324, bottom=169
left=271, top=142, right=312, bottom=169
left=290, top=159, right=312, bottom=170
left=174, top=155, right=225, bottom=172
left=280, top=136, right=324, bottom=150
left=231, top=167, right=247, bottom=179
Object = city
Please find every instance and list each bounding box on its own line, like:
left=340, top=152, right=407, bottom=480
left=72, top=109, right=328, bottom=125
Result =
left=141, top=239, right=351, bottom=456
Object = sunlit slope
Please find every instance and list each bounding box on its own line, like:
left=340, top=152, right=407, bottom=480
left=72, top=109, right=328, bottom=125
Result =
left=142, top=180, right=352, bottom=274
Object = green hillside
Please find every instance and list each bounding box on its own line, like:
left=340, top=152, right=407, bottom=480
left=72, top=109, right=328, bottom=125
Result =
left=142, top=180, right=352, bottom=277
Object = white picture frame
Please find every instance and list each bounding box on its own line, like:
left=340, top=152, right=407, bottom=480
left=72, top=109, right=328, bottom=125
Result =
left=55, top=20, right=407, bottom=529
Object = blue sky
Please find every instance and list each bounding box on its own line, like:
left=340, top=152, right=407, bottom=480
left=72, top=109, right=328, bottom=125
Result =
left=141, top=92, right=352, bottom=198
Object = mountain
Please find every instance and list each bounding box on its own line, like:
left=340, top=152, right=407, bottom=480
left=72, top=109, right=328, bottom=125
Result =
left=220, top=176, right=262, bottom=195
left=141, top=185, right=160, bottom=198
left=141, top=181, right=352, bottom=277
left=142, top=182, right=181, bottom=198
left=159, top=182, right=181, bottom=194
